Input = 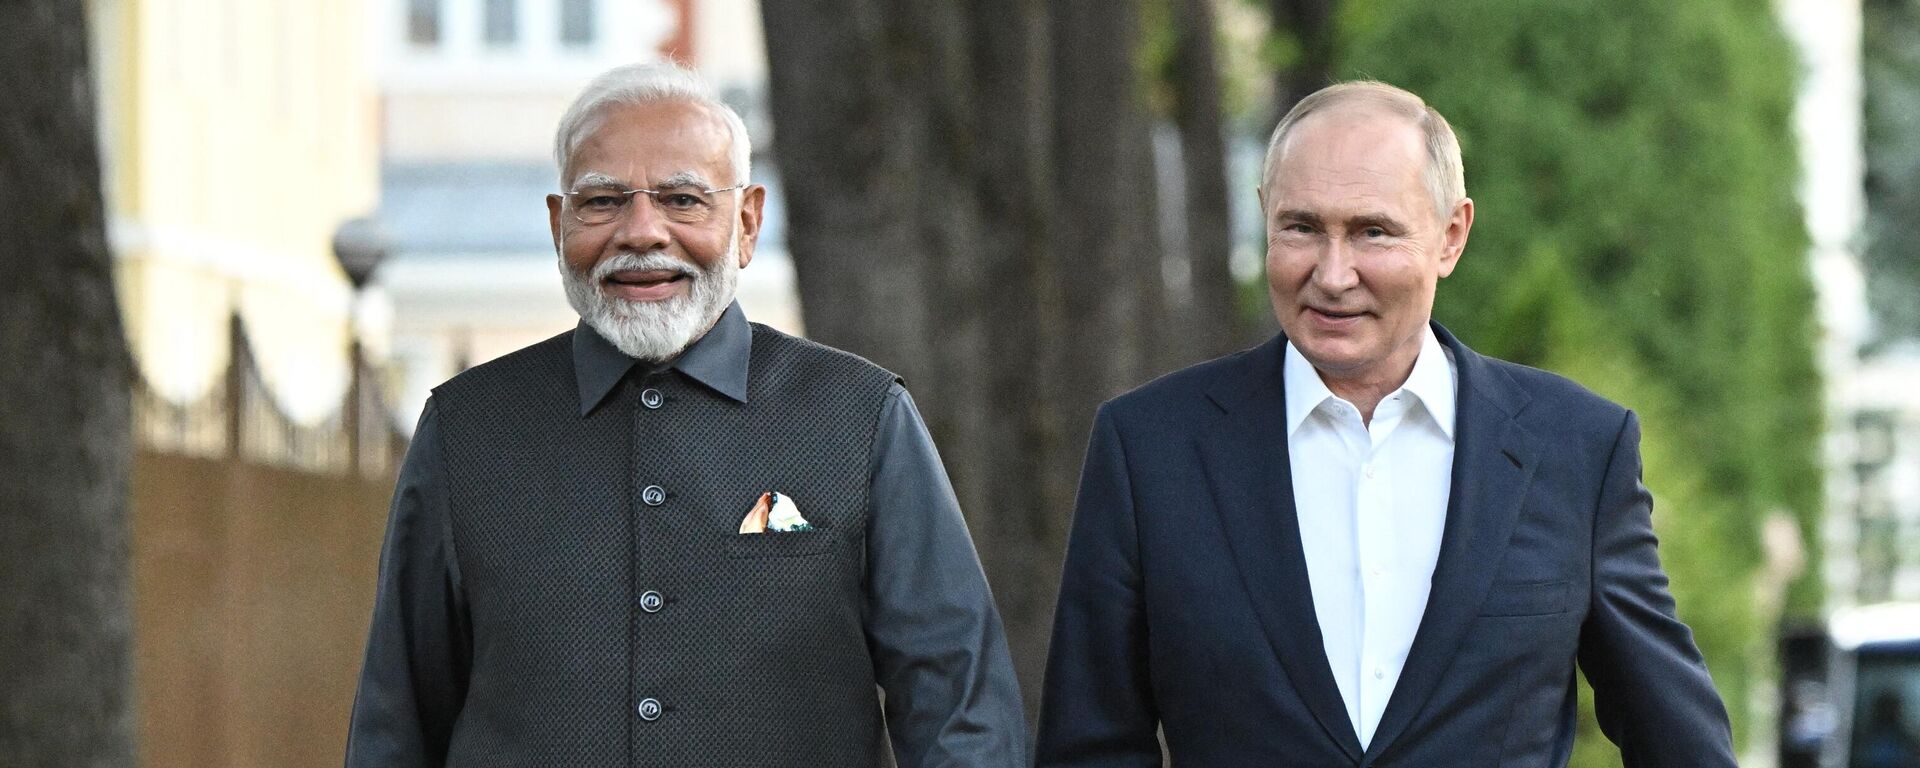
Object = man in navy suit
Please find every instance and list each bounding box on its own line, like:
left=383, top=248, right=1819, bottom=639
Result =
left=1036, top=81, right=1737, bottom=767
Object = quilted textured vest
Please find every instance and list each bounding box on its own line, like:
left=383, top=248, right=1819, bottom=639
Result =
left=431, top=324, right=897, bottom=767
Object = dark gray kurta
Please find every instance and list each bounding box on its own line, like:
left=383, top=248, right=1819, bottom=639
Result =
left=346, top=303, right=1026, bottom=767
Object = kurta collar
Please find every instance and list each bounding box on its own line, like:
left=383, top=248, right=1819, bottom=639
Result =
left=573, top=300, right=752, bottom=416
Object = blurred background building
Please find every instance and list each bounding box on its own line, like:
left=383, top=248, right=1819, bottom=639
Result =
left=91, top=0, right=378, bottom=437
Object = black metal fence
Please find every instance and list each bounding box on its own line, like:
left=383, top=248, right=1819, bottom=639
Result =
left=131, top=314, right=407, bottom=476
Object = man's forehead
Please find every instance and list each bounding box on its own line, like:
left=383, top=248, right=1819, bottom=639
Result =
left=1285, top=107, right=1423, bottom=160
left=564, top=100, right=733, bottom=180
left=1270, top=110, right=1425, bottom=188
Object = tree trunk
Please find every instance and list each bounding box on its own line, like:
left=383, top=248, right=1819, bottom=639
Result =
left=0, top=2, right=138, bottom=767
left=1168, top=0, right=1243, bottom=358
left=1050, top=0, right=1165, bottom=382
left=1270, top=0, right=1338, bottom=120
left=763, top=0, right=1166, bottom=722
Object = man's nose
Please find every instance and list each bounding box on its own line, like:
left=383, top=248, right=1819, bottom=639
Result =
left=1311, top=236, right=1360, bottom=293
left=610, top=194, right=672, bottom=252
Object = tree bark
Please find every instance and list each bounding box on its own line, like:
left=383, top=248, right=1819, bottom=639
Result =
left=1168, top=0, right=1243, bottom=358
left=1050, top=0, right=1165, bottom=382
left=0, top=2, right=138, bottom=767
left=763, top=0, right=1167, bottom=721
left=1270, top=0, right=1338, bottom=121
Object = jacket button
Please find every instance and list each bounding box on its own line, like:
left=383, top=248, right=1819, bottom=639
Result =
left=637, top=697, right=662, bottom=721
left=642, top=485, right=666, bottom=506
left=640, top=388, right=664, bottom=409
left=640, top=590, right=664, bottom=613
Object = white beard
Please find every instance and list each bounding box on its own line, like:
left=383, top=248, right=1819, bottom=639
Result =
left=560, top=238, right=741, bottom=362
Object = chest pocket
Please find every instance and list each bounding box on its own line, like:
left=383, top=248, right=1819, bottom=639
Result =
left=724, top=528, right=842, bottom=558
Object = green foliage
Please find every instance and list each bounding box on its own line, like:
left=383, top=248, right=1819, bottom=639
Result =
left=1336, top=0, right=1825, bottom=762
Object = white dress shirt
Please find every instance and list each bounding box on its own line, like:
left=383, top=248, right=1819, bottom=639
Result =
left=1283, top=327, right=1457, bottom=749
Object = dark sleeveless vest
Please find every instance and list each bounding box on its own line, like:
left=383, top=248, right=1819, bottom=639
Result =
left=430, top=324, right=898, bottom=767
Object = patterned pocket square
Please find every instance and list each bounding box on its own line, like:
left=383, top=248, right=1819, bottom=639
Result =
left=738, top=492, right=813, bottom=534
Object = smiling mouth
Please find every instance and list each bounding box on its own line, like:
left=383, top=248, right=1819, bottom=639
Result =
left=1308, top=306, right=1367, bottom=320
left=606, top=269, right=688, bottom=288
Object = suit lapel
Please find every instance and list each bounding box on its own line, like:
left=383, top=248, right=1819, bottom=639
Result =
left=1362, top=325, right=1536, bottom=761
left=1197, top=336, right=1364, bottom=762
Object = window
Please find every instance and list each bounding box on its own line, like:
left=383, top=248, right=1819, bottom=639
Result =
left=560, top=0, right=594, bottom=47
left=483, top=0, right=518, bottom=47
left=407, top=0, right=440, bottom=45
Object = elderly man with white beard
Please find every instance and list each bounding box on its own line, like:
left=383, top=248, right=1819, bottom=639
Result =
left=345, top=62, right=1027, bottom=768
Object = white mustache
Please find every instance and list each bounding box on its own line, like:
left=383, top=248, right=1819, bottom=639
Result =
left=590, top=251, right=701, bottom=284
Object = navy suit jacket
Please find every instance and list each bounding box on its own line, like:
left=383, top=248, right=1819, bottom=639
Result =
left=1036, top=324, right=1737, bottom=767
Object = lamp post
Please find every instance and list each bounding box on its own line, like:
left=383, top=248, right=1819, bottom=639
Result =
left=332, top=216, right=390, bottom=474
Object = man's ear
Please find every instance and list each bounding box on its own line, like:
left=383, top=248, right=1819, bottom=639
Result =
left=547, top=194, right=566, bottom=254
left=1436, top=197, right=1473, bottom=279
left=734, top=184, right=768, bottom=269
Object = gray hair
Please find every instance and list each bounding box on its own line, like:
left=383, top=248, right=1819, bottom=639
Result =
left=553, top=62, right=752, bottom=187
left=1260, top=80, right=1465, bottom=220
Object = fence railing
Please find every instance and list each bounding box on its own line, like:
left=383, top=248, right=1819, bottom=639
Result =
left=132, top=314, right=407, bottom=477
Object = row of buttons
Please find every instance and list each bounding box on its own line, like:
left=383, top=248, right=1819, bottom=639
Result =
left=636, top=385, right=671, bottom=727
left=633, top=385, right=671, bottom=723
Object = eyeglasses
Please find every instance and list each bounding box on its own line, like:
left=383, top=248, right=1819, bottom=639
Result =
left=555, top=183, right=747, bottom=226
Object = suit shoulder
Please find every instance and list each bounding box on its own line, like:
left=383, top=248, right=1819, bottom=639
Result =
left=1483, top=356, right=1630, bottom=436
left=1101, top=346, right=1258, bottom=422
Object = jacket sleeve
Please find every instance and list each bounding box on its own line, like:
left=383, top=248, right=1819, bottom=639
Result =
left=864, top=385, right=1029, bottom=768
left=1035, top=405, right=1163, bottom=767
left=1577, top=410, right=1737, bottom=767
left=344, top=399, right=471, bottom=767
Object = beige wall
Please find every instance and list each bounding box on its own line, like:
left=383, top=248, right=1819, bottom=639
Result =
left=131, top=452, right=390, bottom=768
left=96, top=0, right=382, bottom=422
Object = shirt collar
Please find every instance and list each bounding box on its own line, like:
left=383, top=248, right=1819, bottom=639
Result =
left=1402, top=325, right=1457, bottom=438
left=1282, top=324, right=1458, bottom=437
left=1283, top=339, right=1339, bottom=436
left=573, top=300, right=752, bottom=416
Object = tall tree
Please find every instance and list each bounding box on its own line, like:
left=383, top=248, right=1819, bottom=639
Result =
left=1341, top=0, right=1819, bottom=762
left=1164, top=0, right=1245, bottom=357
left=761, top=0, right=1167, bottom=717
left=0, top=1, right=137, bottom=766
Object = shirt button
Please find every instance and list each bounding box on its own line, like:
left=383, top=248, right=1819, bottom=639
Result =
left=1363, top=464, right=1376, bottom=479
left=1374, top=667, right=1386, bottom=680
left=640, top=590, right=664, bottom=613
left=1370, top=568, right=1383, bottom=579
left=637, top=697, right=662, bottom=721
left=642, top=485, right=666, bottom=506
left=640, top=388, right=664, bottom=409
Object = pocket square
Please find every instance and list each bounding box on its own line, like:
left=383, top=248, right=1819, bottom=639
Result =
left=739, top=492, right=812, bottom=534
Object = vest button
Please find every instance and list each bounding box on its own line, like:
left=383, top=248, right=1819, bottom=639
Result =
left=637, top=697, right=662, bottom=721
left=639, top=590, right=664, bottom=613
left=640, top=388, right=664, bottom=409
left=642, top=485, right=666, bottom=506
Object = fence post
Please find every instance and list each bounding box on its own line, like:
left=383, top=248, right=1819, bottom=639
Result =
left=225, top=313, right=245, bottom=460
left=346, top=339, right=363, bottom=476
